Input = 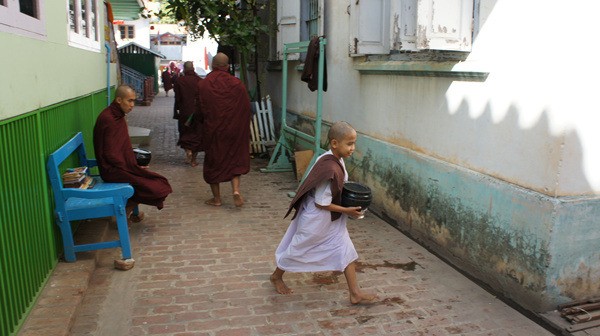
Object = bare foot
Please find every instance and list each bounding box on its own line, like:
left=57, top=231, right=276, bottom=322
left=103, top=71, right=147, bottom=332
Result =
left=185, top=150, right=192, bottom=164
left=129, top=212, right=145, bottom=223
left=350, top=292, right=379, bottom=305
left=270, top=274, right=293, bottom=294
left=233, top=193, right=244, bottom=207
left=205, top=198, right=222, bottom=206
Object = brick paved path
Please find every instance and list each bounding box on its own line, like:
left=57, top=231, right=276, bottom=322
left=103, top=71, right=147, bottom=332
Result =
left=20, top=93, right=556, bottom=336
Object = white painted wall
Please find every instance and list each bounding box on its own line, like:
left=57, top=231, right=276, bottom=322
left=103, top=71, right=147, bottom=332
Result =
left=114, top=19, right=151, bottom=49
left=156, top=45, right=183, bottom=62
left=269, top=0, right=600, bottom=197
left=181, top=33, right=218, bottom=72
left=0, top=3, right=116, bottom=120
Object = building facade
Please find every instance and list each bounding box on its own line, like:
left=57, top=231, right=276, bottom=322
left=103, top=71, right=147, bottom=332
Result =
left=265, top=0, right=600, bottom=313
left=0, top=1, right=141, bottom=334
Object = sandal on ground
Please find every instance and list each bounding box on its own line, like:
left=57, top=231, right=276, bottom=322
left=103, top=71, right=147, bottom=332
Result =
left=114, top=258, right=135, bottom=271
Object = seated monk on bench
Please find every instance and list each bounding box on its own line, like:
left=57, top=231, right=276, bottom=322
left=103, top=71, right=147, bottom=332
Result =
left=93, top=85, right=172, bottom=220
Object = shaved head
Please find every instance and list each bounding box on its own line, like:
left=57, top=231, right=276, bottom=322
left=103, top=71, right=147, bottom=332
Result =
left=212, top=52, right=229, bottom=68
left=328, top=121, right=355, bottom=142
left=114, top=85, right=136, bottom=114
left=183, top=61, right=194, bottom=71
left=115, top=85, right=135, bottom=99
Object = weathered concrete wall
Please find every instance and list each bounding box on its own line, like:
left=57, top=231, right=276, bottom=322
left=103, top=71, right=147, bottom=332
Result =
left=345, top=133, right=600, bottom=312
left=264, top=0, right=600, bottom=312
left=549, top=199, right=600, bottom=304
left=279, top=113, right=600, bottom=312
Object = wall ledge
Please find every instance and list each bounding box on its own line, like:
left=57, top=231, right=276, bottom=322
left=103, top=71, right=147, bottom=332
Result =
left=354, top=60, right=489, bottom=81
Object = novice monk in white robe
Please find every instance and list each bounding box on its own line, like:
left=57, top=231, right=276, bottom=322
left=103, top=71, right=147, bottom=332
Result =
left=271, top=121, right=378, bottom=305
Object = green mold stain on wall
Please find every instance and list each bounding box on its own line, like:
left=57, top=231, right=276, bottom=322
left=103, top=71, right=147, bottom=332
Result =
left=349, top=149, right=551, bottom=292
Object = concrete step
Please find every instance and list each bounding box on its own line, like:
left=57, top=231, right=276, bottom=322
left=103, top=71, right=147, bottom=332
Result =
left=128, top=126, right=151, bottom=146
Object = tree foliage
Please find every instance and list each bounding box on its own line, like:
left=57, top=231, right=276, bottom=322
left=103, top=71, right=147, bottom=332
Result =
left=141, top=0, right=177, bottom=24
left=164, top=0, right=268, bottom=55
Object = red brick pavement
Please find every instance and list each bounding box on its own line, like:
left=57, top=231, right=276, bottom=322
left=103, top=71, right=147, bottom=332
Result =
left=19, top=94, right=557, bottom=336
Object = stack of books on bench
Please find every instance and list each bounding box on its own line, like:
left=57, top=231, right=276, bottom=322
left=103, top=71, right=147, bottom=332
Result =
left=62, top=167, right=95, bottom=189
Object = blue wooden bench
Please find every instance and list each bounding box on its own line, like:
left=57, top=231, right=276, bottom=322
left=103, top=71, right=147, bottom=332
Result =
left=46, top=132, right=134, bottom=262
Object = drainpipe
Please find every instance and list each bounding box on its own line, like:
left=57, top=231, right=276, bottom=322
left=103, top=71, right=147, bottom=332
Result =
left=105, top=41, right=111, bottom=106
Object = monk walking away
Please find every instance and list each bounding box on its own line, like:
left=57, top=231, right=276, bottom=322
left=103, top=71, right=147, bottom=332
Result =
left=271, top=121, right=378, bottom=305
left=93, top=85, right=173, bottom=220
left=198, top=52, right=251, bottom=207
left=161, top=66, right=174, bottom=97
left=174, top=61, right=203, bottom=166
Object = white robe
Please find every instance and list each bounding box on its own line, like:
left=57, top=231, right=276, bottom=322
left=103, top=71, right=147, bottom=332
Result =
left=275, top=151, right=358, bottom=272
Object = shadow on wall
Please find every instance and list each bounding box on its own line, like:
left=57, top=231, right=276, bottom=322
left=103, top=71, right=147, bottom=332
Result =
left=344, top=94, right=598, bottom=312
left=439, top=100, right=588, bottom=197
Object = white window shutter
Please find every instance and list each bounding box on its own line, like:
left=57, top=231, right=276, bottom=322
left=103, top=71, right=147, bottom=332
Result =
left=317, top=0, right=325, bottom=36
left=416, top=0, right=473, bottom=51
left=390, top=0, right=417, bottom=51
left=349, top=0, right=391, bottom=56
left=277, top=0, right=300, bottom=60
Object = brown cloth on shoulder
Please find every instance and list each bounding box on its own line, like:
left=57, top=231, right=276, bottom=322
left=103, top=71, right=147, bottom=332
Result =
left=285, top=154, right=343, bottom=221
left=301, top=36, right=328, bottom=92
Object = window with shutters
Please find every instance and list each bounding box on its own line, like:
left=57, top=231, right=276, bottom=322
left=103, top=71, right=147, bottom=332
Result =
left=275, top=0, right=324, bottom=61
left=0, top=0, right=46, bottom=39
left=67, top=0, right=101, bottom=52
left=349, top=0, right=474, bottom=55
left=349, top=0, right=487, bottom=79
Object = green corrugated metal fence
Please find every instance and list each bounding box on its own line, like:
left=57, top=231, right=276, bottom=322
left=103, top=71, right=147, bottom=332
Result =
left=0, top=89, right=110, bottom=336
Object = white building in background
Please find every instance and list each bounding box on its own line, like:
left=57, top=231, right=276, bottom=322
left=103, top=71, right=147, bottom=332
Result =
left=113, top=17, right=151, bottom=49
left=111, top=18, right=218, bottom=77
left=181, top=32, right=219, bottom=77
left=149, top=23, right=218, bottom=75
left=149, top=24, right=186, bottom=62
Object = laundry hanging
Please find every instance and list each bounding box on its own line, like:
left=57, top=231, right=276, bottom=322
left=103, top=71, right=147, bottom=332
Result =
left=301, top=36, right=328, bottom=92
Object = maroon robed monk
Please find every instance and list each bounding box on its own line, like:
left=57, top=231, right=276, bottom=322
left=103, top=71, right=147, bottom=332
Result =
left=198, top=52, right=251, bottom=207
left=93, top=85, right=172, bottom=219
left=174, top=61, right=203, bottom=166
left=161, top=68, right=173, bottom=97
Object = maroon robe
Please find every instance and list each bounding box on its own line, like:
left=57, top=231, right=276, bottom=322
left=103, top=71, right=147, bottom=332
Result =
left=161, top=69, right=173, bottom=91
left=198, top=67, right=251, bottom=184
left=285, top=154, right=344, bottom=221
left=174, top=70, right=203, bottom=152
left=93, top=102, right=172, bottom=209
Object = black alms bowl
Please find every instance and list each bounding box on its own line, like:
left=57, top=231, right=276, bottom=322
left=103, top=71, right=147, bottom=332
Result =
left=341, top=182, right=372, bottom=209
left=133, top=148, right=152, bottom=166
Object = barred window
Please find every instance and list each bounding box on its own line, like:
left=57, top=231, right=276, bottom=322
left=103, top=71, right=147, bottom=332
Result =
left=68, top=0, right=101, bottom=51
left=275, top=0, right=324, bottom=61
left=306, top=0, right=318, bottom=40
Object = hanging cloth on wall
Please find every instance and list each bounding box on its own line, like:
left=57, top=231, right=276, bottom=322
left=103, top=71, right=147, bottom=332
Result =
left=301, top=36, right=328, bottom=92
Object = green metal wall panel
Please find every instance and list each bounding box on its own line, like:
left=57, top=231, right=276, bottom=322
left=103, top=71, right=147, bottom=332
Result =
left=0, top=116, right=55, bottom=336
left=0, top=89, right=110, bottom=336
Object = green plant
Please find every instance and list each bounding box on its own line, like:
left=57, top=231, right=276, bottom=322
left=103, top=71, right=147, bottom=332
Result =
left=164, top=0, right=269, bottom=88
